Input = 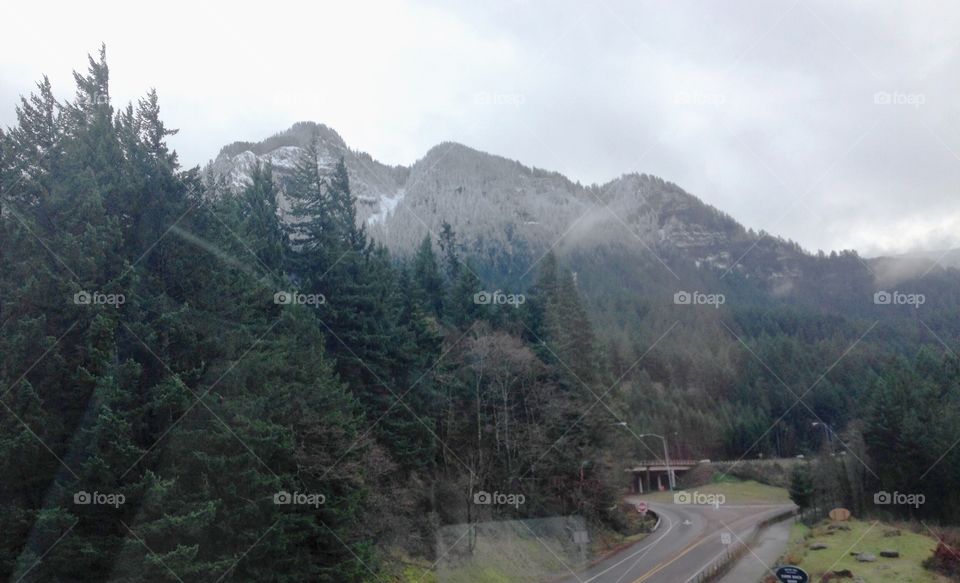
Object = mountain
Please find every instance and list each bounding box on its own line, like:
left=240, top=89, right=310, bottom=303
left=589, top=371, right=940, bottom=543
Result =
left=205, top=122, right=960, bottom=327
left=867, top=248, right=960, bottom=286
left=209, top=122, right=408, bottom=224
left=206, top=122, right=824, bottom=286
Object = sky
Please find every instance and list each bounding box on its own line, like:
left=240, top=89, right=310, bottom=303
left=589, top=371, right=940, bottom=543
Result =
left=2, top=0, right=959, bottom=256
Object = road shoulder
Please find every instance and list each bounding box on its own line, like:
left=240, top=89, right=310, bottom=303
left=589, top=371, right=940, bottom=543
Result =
left=717, top=516, right=793, bottom=583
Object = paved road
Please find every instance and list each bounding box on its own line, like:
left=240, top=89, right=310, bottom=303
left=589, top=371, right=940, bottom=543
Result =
left=718, top=516, right=793, bottom=583
left=558, top=499, right=795, bottom=583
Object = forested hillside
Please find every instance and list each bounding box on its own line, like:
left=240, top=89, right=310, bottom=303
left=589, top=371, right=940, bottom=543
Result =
left=0, top=49, right=637, bottom=582
left=3, top=49, right=960, bottom=581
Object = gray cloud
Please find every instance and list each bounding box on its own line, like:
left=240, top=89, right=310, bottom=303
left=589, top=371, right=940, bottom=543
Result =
left=2, top=0, right=958, bottom=256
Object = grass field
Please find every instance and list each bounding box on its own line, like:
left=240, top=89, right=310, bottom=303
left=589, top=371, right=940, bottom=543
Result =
left=390, top=531, right=574, bottom=583
left=782, top=519, right=949, bottom=582
left=639, top=477, right=792, bottom=505
left=392, top=515, right=654, bottom=583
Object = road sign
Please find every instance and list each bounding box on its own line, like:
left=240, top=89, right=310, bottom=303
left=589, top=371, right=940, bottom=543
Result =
left=636, top=501, right=648, bottom=514
left=775, top=565, right=809, bottom=583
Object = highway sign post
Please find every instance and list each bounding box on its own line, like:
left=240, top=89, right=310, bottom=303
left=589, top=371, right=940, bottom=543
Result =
left=636, top=501, right=648, bottom=515
left=775, top=565, right=809, bottom=583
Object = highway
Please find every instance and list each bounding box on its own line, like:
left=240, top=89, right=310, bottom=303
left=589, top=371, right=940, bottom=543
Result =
left=557, top=499, right=795, bottom=583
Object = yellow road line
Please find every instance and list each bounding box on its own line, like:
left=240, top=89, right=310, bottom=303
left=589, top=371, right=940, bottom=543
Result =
left=631, top=536, right=704, bottom=583
left=631, top=506, right=784, bottom=583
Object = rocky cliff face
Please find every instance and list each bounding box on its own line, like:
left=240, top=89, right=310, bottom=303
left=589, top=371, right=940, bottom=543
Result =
left=208, top=122, right=408, bottom=225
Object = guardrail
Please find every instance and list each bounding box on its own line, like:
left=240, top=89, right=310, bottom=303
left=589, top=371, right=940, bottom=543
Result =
left=649, top=510, right=662, bottom=533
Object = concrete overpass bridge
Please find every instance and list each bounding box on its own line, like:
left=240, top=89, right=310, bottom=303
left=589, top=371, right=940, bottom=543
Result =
left=625, top=457, right=801, bottom=493
left=626, top=459, right=700, bottom=493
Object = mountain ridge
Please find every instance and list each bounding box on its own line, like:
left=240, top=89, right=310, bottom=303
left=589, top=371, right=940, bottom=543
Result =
left=205, top=122, right=954, bottom=307
left=206, top=122, right=779, bottom=271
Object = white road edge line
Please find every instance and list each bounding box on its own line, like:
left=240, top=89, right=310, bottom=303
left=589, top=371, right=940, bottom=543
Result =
left=581, top=512, right=677, bottom=583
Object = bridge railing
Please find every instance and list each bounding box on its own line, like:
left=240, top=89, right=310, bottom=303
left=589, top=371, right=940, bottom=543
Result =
left=630, top=459, right=700, bottom=468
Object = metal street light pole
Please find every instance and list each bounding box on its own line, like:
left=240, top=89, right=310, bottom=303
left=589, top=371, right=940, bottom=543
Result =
left=613, top=424, right=677, bottom=490
left=639, top=433, right=675, bottom=490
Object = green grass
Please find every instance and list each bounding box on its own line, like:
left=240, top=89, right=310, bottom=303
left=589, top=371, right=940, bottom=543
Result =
left=395, top=519, right=651, bottom=582
left=639, top=478, right=792, bottom=505
left=710, top=472, right=742, bottom=484
left=783, top=518, right=949, bottom=582
left=434, top=536, right=581, bottom=583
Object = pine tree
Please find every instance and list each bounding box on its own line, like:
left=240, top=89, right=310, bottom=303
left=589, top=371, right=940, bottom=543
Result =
left=523, top=252, right=559, bottom=342
left=448, top=260, right=484, bottom=327
left=438, top=220, right=460, bottom=279
left=236, top=161, right=286, bottom=272
left=326, top=157, right=364, bottom=251
left=789, top=463, right=814, bottom=516
left=413, top=235, right=444, bottom=318
left=524, top=254, right=596, bottom=383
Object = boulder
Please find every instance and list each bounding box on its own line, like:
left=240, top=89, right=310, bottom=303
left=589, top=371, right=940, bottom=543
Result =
left=880, top=549, right=900, bottom=558
left=855, top=552, right=877, bottom=562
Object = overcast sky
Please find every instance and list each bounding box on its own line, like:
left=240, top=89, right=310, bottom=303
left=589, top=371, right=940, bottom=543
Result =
left=2, top=0, right=959, bottom=256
